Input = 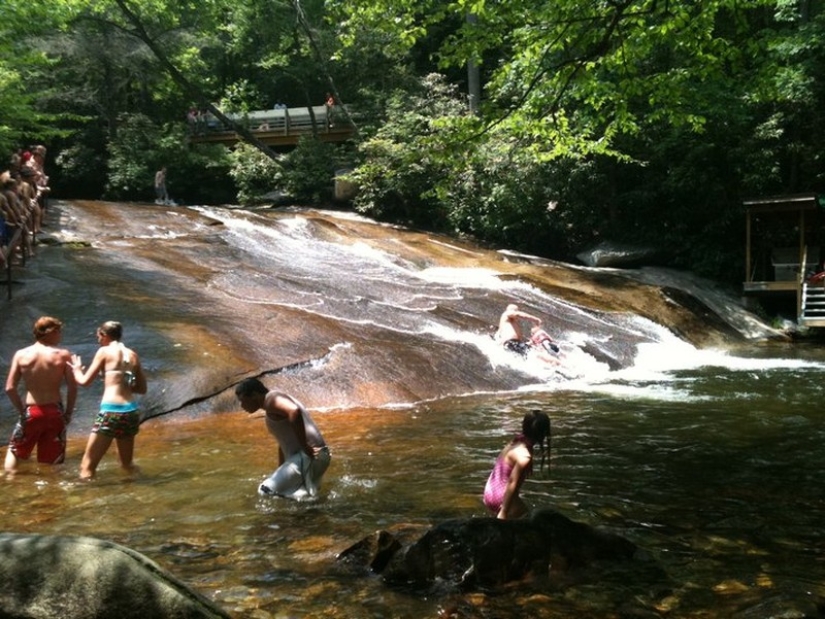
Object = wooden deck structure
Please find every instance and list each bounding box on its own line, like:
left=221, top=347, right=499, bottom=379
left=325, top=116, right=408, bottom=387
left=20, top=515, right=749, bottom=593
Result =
left=743, top=193, right=825, bottom=327
left=189, top=105, right=355, bottom=147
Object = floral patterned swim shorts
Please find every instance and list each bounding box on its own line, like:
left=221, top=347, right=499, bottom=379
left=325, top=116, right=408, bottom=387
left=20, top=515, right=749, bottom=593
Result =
left=92, top=402, right=140, bottom=438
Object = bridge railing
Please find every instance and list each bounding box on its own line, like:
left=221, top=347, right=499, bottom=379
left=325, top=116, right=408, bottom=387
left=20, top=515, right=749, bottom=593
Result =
left=196, top=105, right=345, bottom=136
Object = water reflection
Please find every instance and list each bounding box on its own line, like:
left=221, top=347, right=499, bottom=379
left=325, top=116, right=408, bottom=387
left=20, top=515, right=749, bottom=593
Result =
left=3, top=355, right=825, bottom=618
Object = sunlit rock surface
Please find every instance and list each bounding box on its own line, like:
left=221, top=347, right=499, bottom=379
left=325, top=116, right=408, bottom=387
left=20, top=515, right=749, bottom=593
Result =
left=0, top=200, right=784, bottom=420
left=0, top=533, right=230, bottom=619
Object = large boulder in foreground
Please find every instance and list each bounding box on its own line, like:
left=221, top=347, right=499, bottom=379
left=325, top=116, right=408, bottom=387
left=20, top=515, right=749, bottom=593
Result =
left=0, top=533, right=229, bottom=619
left=337, top=507, right=641, bottom=590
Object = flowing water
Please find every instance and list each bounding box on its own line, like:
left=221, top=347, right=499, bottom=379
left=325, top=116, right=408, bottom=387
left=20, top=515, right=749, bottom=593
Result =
left=0, top=201, right=823, bottom=618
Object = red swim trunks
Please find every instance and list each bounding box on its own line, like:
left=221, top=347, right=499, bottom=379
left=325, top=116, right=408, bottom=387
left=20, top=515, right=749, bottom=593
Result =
left=9, top=403, right=67, bottom=464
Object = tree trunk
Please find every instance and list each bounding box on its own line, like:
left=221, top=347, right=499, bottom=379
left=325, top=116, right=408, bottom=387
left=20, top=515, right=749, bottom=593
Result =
left=111, top=0, right=280, bottom=161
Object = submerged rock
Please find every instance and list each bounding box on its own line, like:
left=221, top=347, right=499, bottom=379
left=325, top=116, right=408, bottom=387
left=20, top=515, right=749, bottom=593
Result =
left=338, top=507, right=641, bottom=590
left=0, top=533, right=230, bottom=619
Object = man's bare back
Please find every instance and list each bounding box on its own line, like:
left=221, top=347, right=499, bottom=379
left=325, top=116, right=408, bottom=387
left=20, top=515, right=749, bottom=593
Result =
left=4, top=316, right=77, bottom=473
left=495, top=304, right=542, bottom=343
left=5, top=317, right=76, bottom=416
left=7, top=344, right=73, bottom=407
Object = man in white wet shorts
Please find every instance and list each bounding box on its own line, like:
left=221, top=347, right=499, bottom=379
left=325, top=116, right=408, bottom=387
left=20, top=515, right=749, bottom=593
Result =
left=235, top=378, right=331, bottom=500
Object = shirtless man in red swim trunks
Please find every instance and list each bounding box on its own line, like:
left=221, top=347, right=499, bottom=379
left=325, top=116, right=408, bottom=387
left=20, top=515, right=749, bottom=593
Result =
left=4, top=316, right=77, bottom=474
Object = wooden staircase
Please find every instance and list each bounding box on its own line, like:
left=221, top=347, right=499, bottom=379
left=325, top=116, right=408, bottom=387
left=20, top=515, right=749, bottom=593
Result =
left=800, top=283, right=825, bottom=327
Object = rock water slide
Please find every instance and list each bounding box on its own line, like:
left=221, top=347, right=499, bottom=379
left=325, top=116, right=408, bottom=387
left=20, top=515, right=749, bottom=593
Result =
left=31, top=202, right=778, bottom=411
left=0, top=200, right=782, bottom=615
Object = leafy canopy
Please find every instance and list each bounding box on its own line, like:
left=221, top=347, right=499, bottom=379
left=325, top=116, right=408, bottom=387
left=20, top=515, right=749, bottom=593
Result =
left=333, top=0, right=775, bottom=160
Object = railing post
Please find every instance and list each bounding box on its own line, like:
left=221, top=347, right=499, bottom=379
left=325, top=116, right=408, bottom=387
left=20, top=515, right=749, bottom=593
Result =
left=745, top=209, right=751, bottom=283
left=4, top=256, right=10, bottom=300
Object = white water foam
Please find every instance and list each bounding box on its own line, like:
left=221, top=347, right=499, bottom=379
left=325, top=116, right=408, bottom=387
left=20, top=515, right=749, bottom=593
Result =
left=190, top=206, right=824, bottom=405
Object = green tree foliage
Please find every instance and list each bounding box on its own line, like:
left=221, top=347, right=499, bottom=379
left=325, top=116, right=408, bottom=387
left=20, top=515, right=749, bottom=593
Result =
left=333, top=0, right=769, bottom=156
left=352, top=73, right=611, bottom=256
left=0, top=67, right=39, bottom=156
left=229, top=143, right=283, bottom=205
left=0, top=0, right=87, bottom=154
left=281, top=136, right=342, bottom=204
left=106, top=113, right=232, bottom=203
left=178, top=0, right=342, bottom=110
left=334, top=0, right=825, bottom=282
left=7, top=0, right=825, bottom=286
left=351, top=74, right=468, bottom=229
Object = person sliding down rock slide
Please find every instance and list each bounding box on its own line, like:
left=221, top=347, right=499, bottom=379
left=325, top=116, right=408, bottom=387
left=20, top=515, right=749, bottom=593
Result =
left=529, top=325, right=584, bottom=379
left=493, top=304, right=542, bottom=356
left=530, top=326, right=561, bottom=357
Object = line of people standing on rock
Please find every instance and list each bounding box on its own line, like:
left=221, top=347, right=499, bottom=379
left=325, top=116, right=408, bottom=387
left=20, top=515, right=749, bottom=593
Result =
left=1, top=145, right=51, bottom=268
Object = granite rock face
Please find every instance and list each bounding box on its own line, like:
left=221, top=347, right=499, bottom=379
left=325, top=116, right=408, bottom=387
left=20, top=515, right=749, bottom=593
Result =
left=0, top=533, right=230, bottom=619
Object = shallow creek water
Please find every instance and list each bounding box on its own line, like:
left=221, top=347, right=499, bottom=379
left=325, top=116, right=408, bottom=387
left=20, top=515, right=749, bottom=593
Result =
left=4, top=363, right=825, bottom=619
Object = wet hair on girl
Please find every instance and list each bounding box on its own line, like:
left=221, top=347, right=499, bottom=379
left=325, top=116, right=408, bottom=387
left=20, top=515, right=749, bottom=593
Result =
left=522, top=409, right=551, bottom=474
left=98, top=321, right=123, bottom=341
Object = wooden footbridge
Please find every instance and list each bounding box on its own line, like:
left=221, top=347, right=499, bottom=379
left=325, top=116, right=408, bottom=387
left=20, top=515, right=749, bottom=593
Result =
left=188, top=105, right=355, bottom=147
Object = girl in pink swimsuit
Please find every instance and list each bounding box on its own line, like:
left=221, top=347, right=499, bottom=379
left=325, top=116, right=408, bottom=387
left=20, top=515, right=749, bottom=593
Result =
left=483, top=410, right=551, bottom=519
